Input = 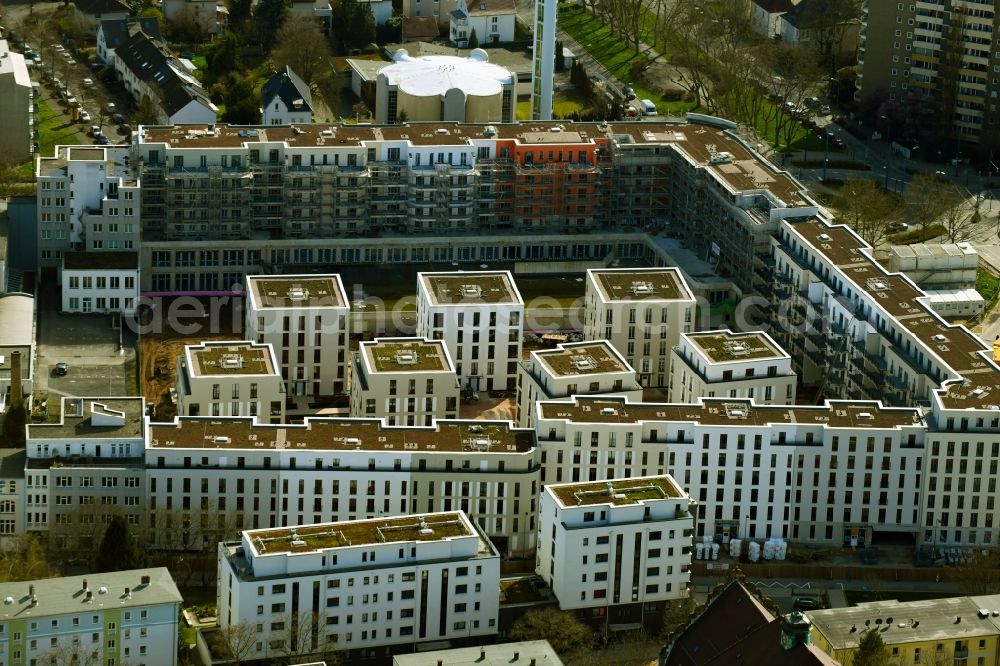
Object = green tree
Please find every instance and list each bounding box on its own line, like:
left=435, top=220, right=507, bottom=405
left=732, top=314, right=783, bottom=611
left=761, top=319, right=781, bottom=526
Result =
left=1, top=403, right=27, bottom=447
left=208, top=31, right=244, bottom=79
left=332, top=0, right=376, bottom=51
left=468, top=27, right=479, bottom=49
left=254, top=0, right=289, bottom=51
left=271, top=16, right=333, bottom=92
left=555, top=39, right=564, bottom=71
left=93, top=515, right=147, bottom=573
left=228, top=0, right=253, bottom=33
left=222, top=75, right=260, bottom=124
left=509, top=607, right=595, bottom=658
left=853, top=629, right=890, bottom=666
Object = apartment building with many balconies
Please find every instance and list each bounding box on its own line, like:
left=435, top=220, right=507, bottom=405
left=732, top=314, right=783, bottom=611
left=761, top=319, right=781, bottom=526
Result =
left=416, top=271, right=523, bottom=393
left=516, top=340, right=641, bottom=429
left=23, top=397, right=146, bottom=552
left=0, top=568, right=182, bottom=666
left=175, top=341, right=285, bottom=422
left=146, top=416, right=539, bottom=556
left=855, top=0, right=1000, bottom=151
left=584, top=268, right=696, bottom=388
left=536, top=475, right=693, bottom=630
left=669, top=329, right=797, bottom=405
left=534, top=395, right=927, bottom=548
left=244, top=274, right=350, bottom=396
left=217, top=512, right=500, bottom=662
left=350, top=338, right=460, bottom=425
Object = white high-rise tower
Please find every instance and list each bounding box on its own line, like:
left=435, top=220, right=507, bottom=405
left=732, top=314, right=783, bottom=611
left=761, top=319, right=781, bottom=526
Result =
left=530, top=0, right=556, bottom=120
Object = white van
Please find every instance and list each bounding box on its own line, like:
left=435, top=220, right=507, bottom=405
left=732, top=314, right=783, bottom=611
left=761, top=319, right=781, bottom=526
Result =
left=640, top=99, right=657, bottom=116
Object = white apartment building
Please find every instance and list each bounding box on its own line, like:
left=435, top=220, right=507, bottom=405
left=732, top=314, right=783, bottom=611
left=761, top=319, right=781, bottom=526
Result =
left=146, top=416, right=539, bottom=556
left=534, top=395, right=927, bottom=548
left=60, top=251, right=139, bottom=315
left=24, top=397, right=146, bottom=550
left=584, top=268, right=696, bottom=388
left=175, top=341, right=285, bottom=422
left=245, top=274, right=350, bottom=396
left=537, top=475, right=693, bottom=629
left=516, top=340, right=641, bottom=429
left=217, top=512, right=500, bottom=662
left=416, top=271, right=523, bottom=393
left=350, top=338, right=460, bottom=425
left=35, top=145, right=140, bottom=269
left=669, top=329, right=797, bottom=405
left=0, top=39, right=32, bottom=164
left=0, top=568, right=182, bottom=666
left=448, top=0, right=517, bottom=46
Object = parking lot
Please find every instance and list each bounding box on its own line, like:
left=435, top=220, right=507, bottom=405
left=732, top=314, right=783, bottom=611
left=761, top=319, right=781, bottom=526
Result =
left=35, top=281, right=137, bottom=402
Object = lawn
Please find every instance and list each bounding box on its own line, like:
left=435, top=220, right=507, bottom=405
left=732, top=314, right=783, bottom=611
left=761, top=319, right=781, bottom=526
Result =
left=37, top=98, right=85, bottom=158
left=977, top=268, right=1000, bottom=312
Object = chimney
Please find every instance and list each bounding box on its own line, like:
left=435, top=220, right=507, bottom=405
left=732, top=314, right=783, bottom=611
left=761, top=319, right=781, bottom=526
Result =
left=530, top=660, right=536, bottom=666
left=513, top=652, right=519, bottom=662
left=479, top=647, right=486, bottom=662
left=140, top=575, right=150, bottom=586
left=82, top=579, right=88, bottom=592
left=779, top=611, right=813, bottom=651
left=28, top=584, right=34, bottom=597
left=124, top=586, right=131, bottom=598
left=437, top=661, right=443, bottom=666
left=85, top=590, right=92, bottom=602
left=9, top=351, right=22, bottom=408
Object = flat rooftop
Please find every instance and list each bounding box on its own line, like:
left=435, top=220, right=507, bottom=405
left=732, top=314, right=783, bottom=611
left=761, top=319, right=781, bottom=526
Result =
left=588, top=268, right=692, bottom=303
left=393, top=640, right=563, bottom=666
left=686, top=330, right=787, bottom=364
left=550, top=476, right=684, bottom=507
left=247, top=275, right=347, bottom=309
left=27, top=397, right=144, bottom=440
left=537, top=396, right=925, bottom=431
left=0, top=568, right=181, bottom=619
left=148, top=417, right=534, bottom=453
left=63, top=251, right=138, bottom=271
left=808, top=594, right=1000, bottom=650
left=186, top=342, right=276, bottom=376
left=535, top=341, right=631, bottom=377
left=361, top=338, right=453, bottom=373
left=419, top=271, right=522, bottom=306
left=247, top=512, right=472, bottom=555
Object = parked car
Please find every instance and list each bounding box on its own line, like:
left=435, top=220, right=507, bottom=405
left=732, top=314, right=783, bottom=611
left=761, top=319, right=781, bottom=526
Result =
left=89, top=125, right=101, bottom=137
left=833, top=138, right=847, bottom=150
left=820, top=104, right=831, bottom=115
left=96, top=133, right=110, bottom=145
left=623, top=85, right=636, bottom=101
left=625, top=106, right=639, bottom=118
left=54, top=362, right=69, bottom=376
left=79, top=110, right=91, bottom=123
left=794, top=598, right=819, bottom=611
left=82, top=77, right=94, bottom=88
left=111, top=112, right=126, bottom=124
left=105, top=102, right=117, bottom=113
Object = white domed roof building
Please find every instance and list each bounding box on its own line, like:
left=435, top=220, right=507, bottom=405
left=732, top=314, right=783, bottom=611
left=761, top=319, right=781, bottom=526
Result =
left=375, top=49, right=516, bottom=124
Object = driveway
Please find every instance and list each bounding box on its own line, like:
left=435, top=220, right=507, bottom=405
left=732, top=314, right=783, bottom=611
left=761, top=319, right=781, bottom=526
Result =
left=35, top=279, right=137, bottom=400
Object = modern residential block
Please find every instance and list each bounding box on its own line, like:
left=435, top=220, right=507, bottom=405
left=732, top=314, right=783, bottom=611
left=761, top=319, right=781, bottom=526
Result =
left=146, top=416, right=538, bottom=556
left=416, top=271, right=523, bottom=393
left=0, top=568, right=182, bottom=666
left=350, top=338, right=460, bottom=425
left=36, top=145, right=140, bottom=269
left=217, top=512, right=500, bottom=662
left=584, top=268, right=696, bottom=388
left=245, top=274, right=350, bottom=396
left=516, top=340, right=641, bottom=428
left=175, top=341, right=285, bottom=422
left=24, top=397, right=146, bottom=550
left=669, top=329, right=796, bottom=405
left=0, top=40, right=32, bottom=164
left=536, top=475, right=694, bottom=628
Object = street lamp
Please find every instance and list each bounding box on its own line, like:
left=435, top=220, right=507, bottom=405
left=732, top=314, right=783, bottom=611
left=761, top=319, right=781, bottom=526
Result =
left=881, top=114, right=892, bottom=191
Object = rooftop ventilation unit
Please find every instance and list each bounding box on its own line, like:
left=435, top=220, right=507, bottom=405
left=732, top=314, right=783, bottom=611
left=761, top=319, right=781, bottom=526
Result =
left=291, top=539, right=306, bottom=547
left=708, top=152, right=733, bottom=165
left=287, top=287, right=308, bottom=301
left=469, top=424, right=483, bottom=433
left=725, top=405, right=748, bottom=419
left=418, top=517, right=434, bottom=535
left=461, top=284, right=482, bottom=298
left=613, top=493, right=627, bottom=500
left=818, top=233, right=832, bottom=242
left=572, top=356, right=597, bottom=371
left=600, top=407, right=618, bottom=416
left=345, top=437, right=361, bottom=448
left=972, top=388, right=985, bottom=397
left=395, top=350, right=418, bottom=365
left=933, top=334, right=947, bottom=342
left=858, top=412, right=873, bottom=419
left=212, top=436, right=231, bottom=444
left=472, top=438, right=490, bottom=451
left=631, top=281, right=653, bottom=296
left=319, top=129, right=334, bottom=138
left=220, top=355, right=243, bottom=370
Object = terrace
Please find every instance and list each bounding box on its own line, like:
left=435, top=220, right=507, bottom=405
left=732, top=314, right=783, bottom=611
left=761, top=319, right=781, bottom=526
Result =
left=536, top=341, right=630, bottom=377
left=687, top=331, right=786, bottom=364
left=247, top=513, right=471, bottom=555
left=590, top=268, right=691, bottom=302
left=187, top=343, right=275, bottom=376
left=247, top=276, right=346, bottom=309
left=551, top=477, right=683, bottom=507
left=420, top=272, right=522, bottom=305
left=362, top=339, right=453, bottom=373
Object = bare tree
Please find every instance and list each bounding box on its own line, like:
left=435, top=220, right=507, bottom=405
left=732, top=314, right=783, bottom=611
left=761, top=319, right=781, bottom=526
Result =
left=274, top=610, right=341, bottom=664
left=0, top=535, right=58, bottom=583
left=210, top=623, right=258, bottom=665
left=905, top=172, right=977, bottom=242
left=270, top=15, right=334, bottom=94
left=953, top=549, right=1000, bottom=596
left=509, top=607, right=596, bottom=659
left=36, top=643, right=101, bottom=666
left=838, top=178, right=897, bottom=248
